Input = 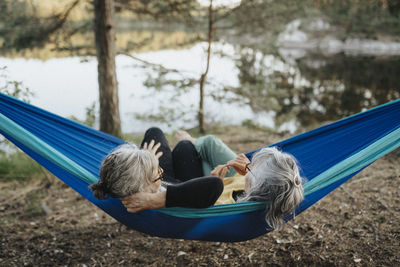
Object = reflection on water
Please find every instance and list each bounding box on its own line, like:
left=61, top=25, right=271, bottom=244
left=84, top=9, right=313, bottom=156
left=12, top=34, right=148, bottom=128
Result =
left=2, top=42, right=399, bottom=134
left=224, top=49, right=400, bottom=132
left=1, top=30, right=201, bottom=60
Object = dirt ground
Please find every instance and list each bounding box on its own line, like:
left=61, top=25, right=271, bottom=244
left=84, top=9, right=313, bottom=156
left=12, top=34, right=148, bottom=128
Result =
left=1, top=127, right=399, bottom=266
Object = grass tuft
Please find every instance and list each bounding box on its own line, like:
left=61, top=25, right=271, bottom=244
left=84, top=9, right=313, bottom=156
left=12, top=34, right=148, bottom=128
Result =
left=0, top=152, right=43, bottom=182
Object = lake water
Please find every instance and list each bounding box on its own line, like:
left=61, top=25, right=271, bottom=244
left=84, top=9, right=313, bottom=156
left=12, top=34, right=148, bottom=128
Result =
left=1, top=42, right=399, bottom=134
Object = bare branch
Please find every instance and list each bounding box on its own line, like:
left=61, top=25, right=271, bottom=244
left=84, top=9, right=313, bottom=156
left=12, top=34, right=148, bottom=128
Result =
left=214, top=0, right=254, bottom=22
left=43, top=0, right=81, bottom=37
left=114, top=1, right=160, bottom=18
left=114, top=0, right=198, bottom=21
left=117, top=51, right=181, bottom=73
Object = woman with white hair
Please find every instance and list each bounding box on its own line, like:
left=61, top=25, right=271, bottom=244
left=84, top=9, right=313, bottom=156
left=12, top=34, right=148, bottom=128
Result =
left=90, top=127, right=225, bottom=209
left=91, top=127, right=304, bottom=230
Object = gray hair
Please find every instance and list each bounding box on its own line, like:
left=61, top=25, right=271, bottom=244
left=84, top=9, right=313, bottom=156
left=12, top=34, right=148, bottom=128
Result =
left=90, top=144, right=159, bottom=199
left=238, top=147, right=304, bottom=230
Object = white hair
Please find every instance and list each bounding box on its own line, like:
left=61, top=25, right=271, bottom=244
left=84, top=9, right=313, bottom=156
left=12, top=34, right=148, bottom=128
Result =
left=238, top=147, right=304, bottom=230
left=90, top=144, right=159, bottom=199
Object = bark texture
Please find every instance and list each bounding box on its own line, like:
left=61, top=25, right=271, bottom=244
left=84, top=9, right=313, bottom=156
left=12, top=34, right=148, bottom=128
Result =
left=94, top=0, right=121, bottom=137
left=198, top=0, right=214, bottom=134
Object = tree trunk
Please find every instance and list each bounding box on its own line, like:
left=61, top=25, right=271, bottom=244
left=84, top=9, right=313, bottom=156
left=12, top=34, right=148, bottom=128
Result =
left=94, top=0, right=121, bottom=137
left=199, top=74, right=205, bottom=133
left=198, top=0, right=214, bottom=134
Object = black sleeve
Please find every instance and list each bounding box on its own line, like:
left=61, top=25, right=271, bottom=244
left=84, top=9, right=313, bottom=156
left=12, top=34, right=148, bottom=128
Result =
left=165, top=176, right=224, bottom=208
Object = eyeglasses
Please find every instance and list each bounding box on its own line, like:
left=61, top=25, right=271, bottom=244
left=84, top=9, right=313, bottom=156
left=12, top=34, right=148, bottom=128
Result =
left=245, top=162, right=255, bottom=178
left=153, top=167, right=164, bottom=183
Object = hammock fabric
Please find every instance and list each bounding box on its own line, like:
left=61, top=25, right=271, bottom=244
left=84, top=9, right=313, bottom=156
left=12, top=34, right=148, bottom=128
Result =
left=1, top=92, right=400, bottom=242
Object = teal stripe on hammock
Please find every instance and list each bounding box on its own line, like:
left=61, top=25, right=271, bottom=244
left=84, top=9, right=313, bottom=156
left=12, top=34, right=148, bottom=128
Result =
left=159, top=202, right=267, bottom=218
left=164, top=127, right=400, bottom=218
left=2, top=111, right=400, bottom=218
left=0, top=113, right=98, bottom=185
left=303, top=126, right=400, bottom=195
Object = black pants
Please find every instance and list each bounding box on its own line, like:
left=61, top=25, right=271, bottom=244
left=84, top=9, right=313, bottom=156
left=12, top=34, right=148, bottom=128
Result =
left=140, top=127, right=223, bottom=208
left=141, top=127, right=204, bottom=183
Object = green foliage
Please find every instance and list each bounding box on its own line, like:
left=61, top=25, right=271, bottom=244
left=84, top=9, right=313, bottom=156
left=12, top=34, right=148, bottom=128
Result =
left=136, top=69, right=200, bottom=127
left=0, top=0, right=45, bottom=50
left=314, top=0, right=400, bottom=37
left=241, top=119, right=273, bottom=132
left=223, top=0, right=314, bottom=40
left=135, top=105, right=196, bottom=127
left=0, top=67, right=51, bottom=184
left=225, top=46, right=400, bottom=133
left=228, top=0, right=400, bottom=43
left=1, top=0, right=399, bottom=55
left=0, top=0, right=86, bottom=53
left=143, top=71, right=197, bottom=93
left=0, top=66, right=33, bottom=102
left=116, top=0, right=204, bottom=22
left=0, top=152, right=43, bottom=182
left=0, top=0, right=206, bottom=57
left=68, top=101, right=97, bottom=128
left=0, top=66, right=34, bottom=152
left=84, top=102, right=97, bottom=127
left=0, top=67, right=40, bottom=183
left=121, top=132, right=146, bottom=145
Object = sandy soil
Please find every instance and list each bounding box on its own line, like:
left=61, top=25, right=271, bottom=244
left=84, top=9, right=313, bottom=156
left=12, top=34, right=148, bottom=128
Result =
left=1, top=127, right=399, bottom=266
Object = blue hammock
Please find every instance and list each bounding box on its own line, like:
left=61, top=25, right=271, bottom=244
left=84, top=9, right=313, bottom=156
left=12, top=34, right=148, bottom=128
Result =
left=1, top=92, right=399, bottom=242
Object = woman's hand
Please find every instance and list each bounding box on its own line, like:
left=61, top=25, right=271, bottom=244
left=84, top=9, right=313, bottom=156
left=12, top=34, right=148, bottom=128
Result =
left=121, top=191, right=166, bottom=213
left=143, top=139, right=163, bottom=159
left=226, top=154, right=250, bottom=175
left=211, top=164, right=230, bottom=178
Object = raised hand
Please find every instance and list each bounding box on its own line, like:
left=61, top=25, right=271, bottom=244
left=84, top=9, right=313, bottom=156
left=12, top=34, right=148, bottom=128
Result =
left=226, top=154, right=250, bottom=175
left=211, top=164, right=230, bottom=178
left=143, top=139, right=163, bottom=159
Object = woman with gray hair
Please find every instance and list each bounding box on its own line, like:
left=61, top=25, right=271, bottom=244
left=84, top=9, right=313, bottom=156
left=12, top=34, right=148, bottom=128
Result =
left=90, top=143, right=162, bottom=199
left=226, top=147, right=304, bottom=230
left=118, top=128, right=305, bottom=231
left=90, top=127, right=225, bottom=209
